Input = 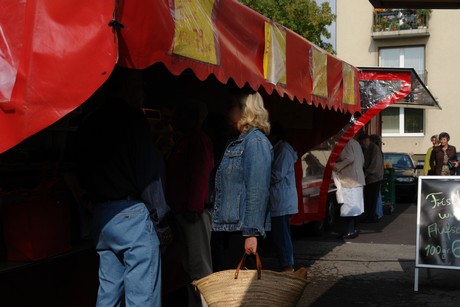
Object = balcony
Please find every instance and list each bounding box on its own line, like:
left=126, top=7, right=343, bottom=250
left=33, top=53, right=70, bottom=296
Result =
left=372, top=9, right=431, bottom=39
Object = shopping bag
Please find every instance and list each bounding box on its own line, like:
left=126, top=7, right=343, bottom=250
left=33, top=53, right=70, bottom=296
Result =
left=192, top=252, right=308, bottom=307
left=332, top=172, right=344, bottom=204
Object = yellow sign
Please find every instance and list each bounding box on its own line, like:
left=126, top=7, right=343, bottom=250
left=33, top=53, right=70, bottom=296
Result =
left=263, top=22, right=286, bottom=85
left=172, top=0, right=219, bottom=65
left=311, top=48, right=328, bottom=98
left=342, top=63, right=356, bottom=105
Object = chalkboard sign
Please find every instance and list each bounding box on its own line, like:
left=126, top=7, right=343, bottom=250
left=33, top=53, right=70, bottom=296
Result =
left=416, top=176, right=460, bottom=270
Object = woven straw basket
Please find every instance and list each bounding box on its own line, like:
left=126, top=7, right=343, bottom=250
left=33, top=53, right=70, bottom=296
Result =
left=192, top=253, right=308, bottom=307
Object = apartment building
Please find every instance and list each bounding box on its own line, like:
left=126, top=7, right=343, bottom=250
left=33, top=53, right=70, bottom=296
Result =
left=335, top=0, right=460, bottom=155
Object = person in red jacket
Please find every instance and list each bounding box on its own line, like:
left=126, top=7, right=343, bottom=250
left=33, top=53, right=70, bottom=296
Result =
left=166, top=99, right=214, bottom=307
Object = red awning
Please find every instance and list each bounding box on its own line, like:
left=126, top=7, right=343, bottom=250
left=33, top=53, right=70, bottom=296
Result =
left=317, top=67, right=441, bottom=208
left=0, top=0, right=117, bottom=154
left=117, top=0, right=361, bottom=112
left=0, top=0, right=361, bottom=154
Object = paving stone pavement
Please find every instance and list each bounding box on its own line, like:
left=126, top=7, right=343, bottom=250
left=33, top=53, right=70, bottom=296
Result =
left=278, top=240, right=460, bottom=307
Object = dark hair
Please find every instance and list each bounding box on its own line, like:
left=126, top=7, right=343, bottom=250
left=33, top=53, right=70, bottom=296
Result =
left=357, top=132, right=369, bottom=142
left=370, top=134, right=382, bottom=145
left=270, top=121, right=285, bottom=138
left=439, top=132, right=450, bottom=141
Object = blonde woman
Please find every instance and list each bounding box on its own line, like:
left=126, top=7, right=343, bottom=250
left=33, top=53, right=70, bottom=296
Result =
left=211, top=92, right=273, bottom=265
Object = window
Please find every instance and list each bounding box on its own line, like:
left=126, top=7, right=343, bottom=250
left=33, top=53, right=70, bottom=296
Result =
left=382, top=107, right=424, bottom=136
left=382, top=107, right=399, bottom=134
left=380, top=46, right=425, bottom=136
left=380, top=46, right=425, bottom=82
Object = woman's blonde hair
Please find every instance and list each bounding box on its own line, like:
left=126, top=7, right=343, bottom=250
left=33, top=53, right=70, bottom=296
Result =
left=238, top=92, right=270, bottom=135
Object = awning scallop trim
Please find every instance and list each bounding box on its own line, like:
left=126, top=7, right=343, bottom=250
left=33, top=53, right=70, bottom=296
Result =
left=117, top=0, right=361, bottom=114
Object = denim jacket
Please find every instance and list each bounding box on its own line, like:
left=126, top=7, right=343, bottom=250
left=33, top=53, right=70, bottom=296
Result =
left=212, top=127, right=273, bottom=236
left=270, top=140, right=299, bottom=217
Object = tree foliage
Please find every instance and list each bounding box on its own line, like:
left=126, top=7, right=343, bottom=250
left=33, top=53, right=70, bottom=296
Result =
left=240, top=0, right=336, bottom=53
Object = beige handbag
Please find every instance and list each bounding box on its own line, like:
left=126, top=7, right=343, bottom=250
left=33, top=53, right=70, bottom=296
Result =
left=192, top=253, right=308, bottom=307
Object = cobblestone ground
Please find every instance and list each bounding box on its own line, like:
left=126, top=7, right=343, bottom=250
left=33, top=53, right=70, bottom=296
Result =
left=263, top=241, right=460, bottom=307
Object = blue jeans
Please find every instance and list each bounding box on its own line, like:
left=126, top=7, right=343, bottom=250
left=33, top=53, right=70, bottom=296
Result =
left=92, top=200, right=161, bottom=307
left=271, top=215, right=294, bottom=268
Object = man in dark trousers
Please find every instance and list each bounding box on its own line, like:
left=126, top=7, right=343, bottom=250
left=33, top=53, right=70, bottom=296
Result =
left=77, top=69, right=161, bottom=306
left=359, top=133, right=384, bottom=223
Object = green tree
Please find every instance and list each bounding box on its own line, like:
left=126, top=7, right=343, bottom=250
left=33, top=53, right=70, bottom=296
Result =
left=240, top=0, right=336, bottom=53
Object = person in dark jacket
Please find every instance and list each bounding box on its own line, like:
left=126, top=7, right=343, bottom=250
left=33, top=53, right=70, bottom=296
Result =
left=165, top=99, right=214, bottom=307
left=77, top=69, right=161, bottom=306
left=268, top=122, right=298, bottom=272
left=359, top=133, right=384, bottom=223
left=430, top=132, right=458, bottom=176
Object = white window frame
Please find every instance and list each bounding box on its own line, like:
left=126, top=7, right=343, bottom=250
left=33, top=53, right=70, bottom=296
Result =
left=382, top=106, right=424, bottom=137
left=379, top=46, right=425, bottom=137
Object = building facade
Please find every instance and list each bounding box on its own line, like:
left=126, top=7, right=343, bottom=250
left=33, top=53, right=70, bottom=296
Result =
left=336, top=0, right=460, bottom=155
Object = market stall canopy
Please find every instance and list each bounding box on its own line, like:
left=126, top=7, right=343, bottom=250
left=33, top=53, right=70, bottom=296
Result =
left=318, top=67, right=440, bottom=208
left=0, top=0, right=117, bottom=154
left=369, top=0, right=460, bottom=9
left=358, top=67, right=441, bottom=111
left=0, top=0, right=361, bottom=154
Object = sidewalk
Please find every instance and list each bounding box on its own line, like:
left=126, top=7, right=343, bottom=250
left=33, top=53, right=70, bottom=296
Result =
left=236, top=203, right=460, bottom=306
left=295, top=241, right=414, bottom=306
left=291, top=240, right=460, bottom=306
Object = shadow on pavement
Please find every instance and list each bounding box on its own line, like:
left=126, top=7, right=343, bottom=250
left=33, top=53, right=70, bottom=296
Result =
left=303, top=261, right=460, bottom=307
left=259, top=201, right=417, bottom=272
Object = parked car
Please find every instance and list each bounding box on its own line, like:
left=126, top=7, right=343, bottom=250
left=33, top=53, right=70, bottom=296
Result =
left=383, top=152, right=420, bottom=202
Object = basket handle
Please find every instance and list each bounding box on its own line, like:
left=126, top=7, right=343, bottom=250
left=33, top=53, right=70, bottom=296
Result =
left=234, top=252, right=263, bottom=280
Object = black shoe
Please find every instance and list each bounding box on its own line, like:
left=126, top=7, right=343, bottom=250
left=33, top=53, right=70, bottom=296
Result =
left=339, top=231, right=358, bottom=239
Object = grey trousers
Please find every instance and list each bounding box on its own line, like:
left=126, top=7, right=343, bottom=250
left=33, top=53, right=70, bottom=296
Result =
left=175, top=210, right=213, bottom=307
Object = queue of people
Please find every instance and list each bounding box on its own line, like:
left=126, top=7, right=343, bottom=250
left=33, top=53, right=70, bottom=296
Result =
left=332, top=132, right=385, bottom=239
left=167, top=92, right=299, bottom=304
left=332, top=131, right=459, bottom=240
left=76, top=67, right=299, bottom=306
left=80, top=69, right=460, bottom=305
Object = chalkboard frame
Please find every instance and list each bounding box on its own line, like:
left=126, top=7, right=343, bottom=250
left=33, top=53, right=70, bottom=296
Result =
left=416, top=176, right=460, bottom=270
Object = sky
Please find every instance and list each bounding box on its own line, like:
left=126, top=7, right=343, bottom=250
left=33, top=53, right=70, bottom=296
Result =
left=315, top=0, right=337, bottom=51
